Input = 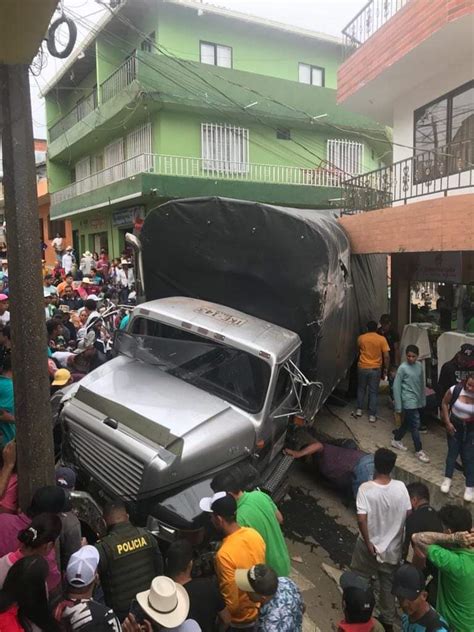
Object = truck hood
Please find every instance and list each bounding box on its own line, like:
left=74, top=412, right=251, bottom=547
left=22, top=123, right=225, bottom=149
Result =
left=74, top=355, right=235, bottom=443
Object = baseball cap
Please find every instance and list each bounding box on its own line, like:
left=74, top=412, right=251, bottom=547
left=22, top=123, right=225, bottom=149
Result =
left=66, top=545, right=99, bottom=587
left=340, top=571, right=375, bottom=621
left=0, top=293, right=8, bottom=301
left=199, top=492, right=237, bottom=517
left=52, top=368, right=72, bottom=387
left=392, top=564, right=425, bottom=601
left=460, top=343, right=474, bottom=357
left=55, top=466, right=77, bottom=490
left=87, top=294, right=100, bottom=301
left=235, top=565, right=278, bottom=596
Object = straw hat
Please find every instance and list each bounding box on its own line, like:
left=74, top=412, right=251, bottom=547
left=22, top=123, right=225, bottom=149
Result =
left=136, top=576, right=189, bottom=628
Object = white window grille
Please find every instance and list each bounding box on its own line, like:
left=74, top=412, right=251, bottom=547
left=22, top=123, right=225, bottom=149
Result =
left=200, top=42, right=232, bottom=68
left=126, top=122, right=153, bottom=175
left=201, top=123, right=249, bottom=173
left=74, top=157, right=91, bottom=195
left=104, top=138, right=125, bottom=185
left=298, top=63, right=324, bottom=87
left=327, top=139, right=364, bottom=177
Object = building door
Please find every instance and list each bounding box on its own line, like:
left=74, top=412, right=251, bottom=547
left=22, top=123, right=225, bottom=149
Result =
left=91, top=232, right=108, bottom=255
left=72, top=230, right=80, bottom=260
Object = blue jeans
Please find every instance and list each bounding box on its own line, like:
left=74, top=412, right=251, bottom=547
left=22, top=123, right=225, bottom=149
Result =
left=356, top=368, right=381, bottom=416
left=352, top=453, right=374, bottom=497
left=445, top=417, right=474, bottom=487
left=393, top=408, right=423, bottom=452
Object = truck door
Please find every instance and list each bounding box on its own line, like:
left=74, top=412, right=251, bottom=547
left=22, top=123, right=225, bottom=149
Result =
left=266, top=364, right=294, bottom=461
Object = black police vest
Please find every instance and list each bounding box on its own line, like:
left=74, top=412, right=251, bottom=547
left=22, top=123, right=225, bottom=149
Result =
left=99, top=523, right=159, bottom=616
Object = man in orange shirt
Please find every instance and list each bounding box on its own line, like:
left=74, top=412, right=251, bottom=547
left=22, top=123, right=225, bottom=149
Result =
left=356, top=321, right=390, bottom=423
left=200, top=492, right=265, bottom=631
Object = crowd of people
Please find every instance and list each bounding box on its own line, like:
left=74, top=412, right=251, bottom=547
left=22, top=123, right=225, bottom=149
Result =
left=0, top=444, right=472, bottom=632
left=0, top=248, right=136, bottom=449
left=354, top=314, right=474, bottom=503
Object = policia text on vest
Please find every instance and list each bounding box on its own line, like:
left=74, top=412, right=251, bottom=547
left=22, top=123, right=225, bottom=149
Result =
left=95, top=522, right=163, bottom=619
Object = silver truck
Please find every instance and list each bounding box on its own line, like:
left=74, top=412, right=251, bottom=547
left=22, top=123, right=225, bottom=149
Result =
left=60, top=197, right=384, bottom=538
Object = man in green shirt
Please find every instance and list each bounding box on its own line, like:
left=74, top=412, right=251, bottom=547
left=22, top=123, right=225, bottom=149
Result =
left=391, top=345, right=429, bottom=463
left=211, top=466, right=290, bottom=577
left=412, top=504, right=474, bottom=632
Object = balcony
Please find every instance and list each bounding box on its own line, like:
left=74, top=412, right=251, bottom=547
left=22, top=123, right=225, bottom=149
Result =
left=49, top=89, right=97, bottom=143
left=342, top=140, right=473, bottom=213
left=48, top=56, right=137, bottom=144
left=342, top=0, right=410, bottom=52
left=50, top=153, right=344, bottom=207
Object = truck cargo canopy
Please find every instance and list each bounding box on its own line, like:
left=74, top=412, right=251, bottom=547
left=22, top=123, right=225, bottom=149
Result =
left=141, top=197, right=386, bottom=403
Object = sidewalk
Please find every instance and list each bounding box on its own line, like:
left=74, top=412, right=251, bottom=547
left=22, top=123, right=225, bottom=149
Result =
left=314, top=393, right=473, bottom=517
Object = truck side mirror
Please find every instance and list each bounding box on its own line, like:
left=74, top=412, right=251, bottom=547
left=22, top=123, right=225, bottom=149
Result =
left=302, top=382, right=324, bottom=422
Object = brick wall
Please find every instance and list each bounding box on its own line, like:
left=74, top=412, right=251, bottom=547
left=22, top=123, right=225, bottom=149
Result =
left=338, top=0, right=474, bottom=103
left=338, top=193, right=474, bottom=253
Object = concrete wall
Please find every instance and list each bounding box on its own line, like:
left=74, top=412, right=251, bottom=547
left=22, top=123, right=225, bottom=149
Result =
left=155, top=2, right=340, bottom=87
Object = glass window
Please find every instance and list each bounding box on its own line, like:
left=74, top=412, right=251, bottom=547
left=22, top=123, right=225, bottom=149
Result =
left=414, top=81, right=474, bottom=179
left=200, top=42, right=215, bottom=65
left=271, top=366, right=292, bottom=410
left=122, top=319, right=271, bottom=413
left=200, top=42, right=232, bottom=68
left=299, top=63, right=324, bottom=86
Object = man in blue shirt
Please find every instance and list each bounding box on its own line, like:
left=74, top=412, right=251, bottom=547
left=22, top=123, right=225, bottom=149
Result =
left=392, top=564, right=449, bottom=632
left=391, top=345, right=429, bottom=463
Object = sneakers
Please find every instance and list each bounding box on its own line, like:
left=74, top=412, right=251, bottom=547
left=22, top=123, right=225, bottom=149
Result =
left=415, top=450, right=430, bottom=463
left=464, top=487, right=473, bottom=503
left=355, top=409, right=362, bottom=417
left=419, top=425, right=428, bottom=434
left=440, top=477, right=452, bottom=494
left=369, top=415, right=376, bottom=423
left=391, top=439, right=408, bottom=451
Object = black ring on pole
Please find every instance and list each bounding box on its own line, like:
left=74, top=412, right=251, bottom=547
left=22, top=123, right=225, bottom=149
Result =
left=47, top=16, right=77, bottom=59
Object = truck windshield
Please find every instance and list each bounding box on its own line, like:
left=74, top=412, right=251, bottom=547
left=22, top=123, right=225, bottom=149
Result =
left=115, top=318, right=271, bottom=413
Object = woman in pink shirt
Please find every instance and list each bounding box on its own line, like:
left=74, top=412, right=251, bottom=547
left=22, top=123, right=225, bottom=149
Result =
left=0, top=513, right=62, bottom=592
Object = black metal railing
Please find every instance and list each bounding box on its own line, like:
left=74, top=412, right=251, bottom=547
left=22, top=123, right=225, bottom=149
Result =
left=342, top=139, right=473, bottom=213
left=49, top=88, right=97, bottom=142
left=342, top=0, right=410, bottom=52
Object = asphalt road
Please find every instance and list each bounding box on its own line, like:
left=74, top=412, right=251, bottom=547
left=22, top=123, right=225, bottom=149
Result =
left=282, top=460, right=360, bottom=632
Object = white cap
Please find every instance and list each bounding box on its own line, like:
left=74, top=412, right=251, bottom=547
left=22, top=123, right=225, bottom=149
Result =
left=66, top=545, right=99, bottom=587
left=198, top=491, right=227, bottom=513
left=87, top=294, right=100, bottom=301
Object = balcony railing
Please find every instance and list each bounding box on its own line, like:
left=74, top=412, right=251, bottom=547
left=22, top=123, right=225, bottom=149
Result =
left=342, top=0, right=410, bottom=51
left=50, top=153, right=343, bottom=206
left=49, top=88, right=97, bottom=142
left=342, top=140, right=473, bottom=213
left=100, top=55, right=137, bottom=104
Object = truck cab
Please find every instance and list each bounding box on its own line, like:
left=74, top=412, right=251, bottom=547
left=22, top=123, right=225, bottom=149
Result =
left=61, top=297, right=303, bottom=536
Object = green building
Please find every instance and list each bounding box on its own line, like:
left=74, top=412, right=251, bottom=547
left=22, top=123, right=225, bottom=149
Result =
left=43, top=0, right=389, bottom=258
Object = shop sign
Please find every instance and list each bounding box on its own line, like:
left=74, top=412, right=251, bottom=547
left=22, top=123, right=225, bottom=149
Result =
left=413, top=252, right=462, bottom=283
left=112, top=206, right=145, bottom=227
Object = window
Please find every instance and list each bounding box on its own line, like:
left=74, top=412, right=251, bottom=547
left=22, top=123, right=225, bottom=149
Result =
left=75, top=157, right=91, bottom=182
left=126, top=122, right=153, bottom=175
left=200, top=42, right=232, bottom=68
left=121, top=319, right=271, bottom=413
left=201, top=123, right=249, bottom=173
left=48, top=217, right=66, bottom=239
left=271, top=366, right=292, bottom=410
left=276, top=128, right=291, bottom=140
left=298, top=63, right=325, bottom=87
left=414, top=81, right=474, bottom=180
left=140, top=32, right=155, bottom=53
left=327, top=139, right=363, bottom=176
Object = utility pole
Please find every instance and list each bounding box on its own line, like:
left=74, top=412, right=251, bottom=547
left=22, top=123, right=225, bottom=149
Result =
left=0, top=64, right=55, bottom=510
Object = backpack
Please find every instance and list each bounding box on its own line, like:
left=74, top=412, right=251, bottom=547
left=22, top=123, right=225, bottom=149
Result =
left=448, top=382, right=463, bottom=414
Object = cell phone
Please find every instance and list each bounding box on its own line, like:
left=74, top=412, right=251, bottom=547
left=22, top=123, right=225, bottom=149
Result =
left=129, top=599, right=146, bottom=625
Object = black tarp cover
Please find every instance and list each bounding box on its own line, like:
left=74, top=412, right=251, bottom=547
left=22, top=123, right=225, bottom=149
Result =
left=141, top=197, right=386, bottom=403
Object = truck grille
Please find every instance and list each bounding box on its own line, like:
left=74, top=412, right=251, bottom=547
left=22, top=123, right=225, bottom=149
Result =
left=67, top=421, right=145, bottom=499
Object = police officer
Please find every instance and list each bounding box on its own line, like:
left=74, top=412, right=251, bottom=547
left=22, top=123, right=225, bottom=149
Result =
left=95, top=499, right=163, bottom=620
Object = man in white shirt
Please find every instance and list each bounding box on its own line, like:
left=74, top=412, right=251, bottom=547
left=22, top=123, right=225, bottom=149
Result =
left=117, top=260, right=135, bottom=303
left=61, top=246, right=75, bottom=275
left=43, top=274, right=58, bottom=297
left=351, top=448, right=412, bottom=632
left=0, top=294, right=10, bottom=326
left=52, top=233, right=64, bottom=262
